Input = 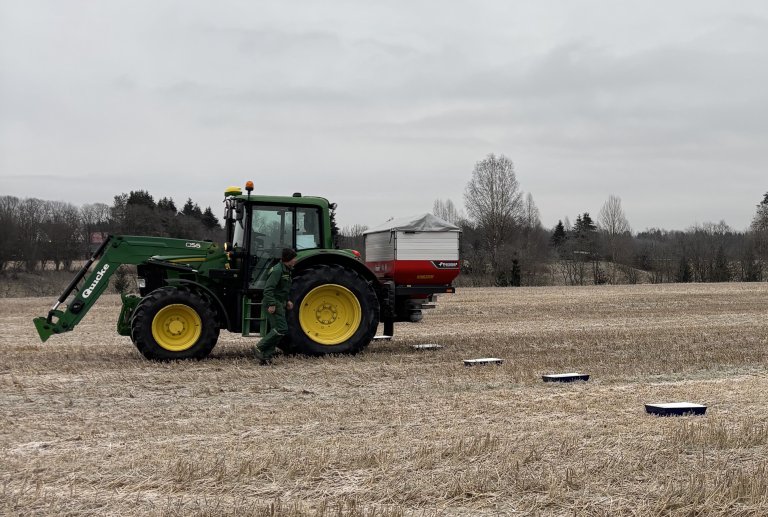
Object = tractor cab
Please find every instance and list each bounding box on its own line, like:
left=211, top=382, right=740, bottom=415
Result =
left=221, top=184, right=378, bottom=344
left=223, top=185, right=332, bottom=290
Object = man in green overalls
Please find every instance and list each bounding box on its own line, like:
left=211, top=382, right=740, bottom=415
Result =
left=254, top=248, right=298, bottom=365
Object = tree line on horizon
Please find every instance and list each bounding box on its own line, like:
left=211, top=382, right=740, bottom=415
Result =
left=2, top=158, right=767, bottom=286
left=340, top=154, right=767, bottom=286
left=0, top=190, right=223, bottom=272
left=432, top=154, right=768, bottom=286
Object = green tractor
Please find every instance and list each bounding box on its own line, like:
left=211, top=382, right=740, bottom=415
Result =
left=33, top=183, right=457, bottom=360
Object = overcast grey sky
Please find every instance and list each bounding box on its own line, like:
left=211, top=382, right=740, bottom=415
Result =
left=1, top=1, right=767, bottom=231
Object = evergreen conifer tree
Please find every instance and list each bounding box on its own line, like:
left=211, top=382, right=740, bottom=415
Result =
left=329, top=207, right=341, bottom=248
left=551, top=220, right=566, bottom=247
left=581, top=212, right=596, bottom=231
left=157, top=197, right=177, bottom=213
left=201, top=207, right=220, bottom=230
left=182, top=198, right=203, bottom=219
left=126, top=190, right=156, bottom=209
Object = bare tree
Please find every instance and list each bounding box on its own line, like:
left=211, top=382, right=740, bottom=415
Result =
left=41, top=201, right=81, bottom=270
left=80, top=203, right=111, bottom=254
left=598, top=195, right=631, bottom=235
left=738, top=235, right=763, bottom=281
left=339, top=224, right=369, bottom=258
left=687, top=220, right=733, bottom=282
left=0, top=196, right=22, bottom=270
left=432, top=199, right=463, bottom=225
left=464, top=153, right=524, bottom=273
left=521, top=193, right=541, bottom=231
left=341, top=224, right=368, bottom=238
left=753, top=205, right=768, bottom=233
left=515, top=193, right=549, bottom=285
left=598, top=195, right=632, bottom=263
left=17, top=198, right=47, bottom=271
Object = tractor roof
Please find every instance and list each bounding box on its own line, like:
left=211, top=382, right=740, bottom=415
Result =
left=236, top=194, right=331, bottom=208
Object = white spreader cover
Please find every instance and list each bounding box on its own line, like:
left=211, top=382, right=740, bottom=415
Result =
left=364, top=213, right=460, bottom=234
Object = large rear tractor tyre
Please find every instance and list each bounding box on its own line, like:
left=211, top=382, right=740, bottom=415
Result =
left=286, top=265, right=379, bottom=356
left=131, top=287, right=219, bottom=361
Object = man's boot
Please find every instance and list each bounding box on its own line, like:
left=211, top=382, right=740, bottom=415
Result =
left=252, top=347, right=272, bottom=366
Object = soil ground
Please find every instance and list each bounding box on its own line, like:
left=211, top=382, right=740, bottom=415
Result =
left=2, top=284, right=768, bottom=516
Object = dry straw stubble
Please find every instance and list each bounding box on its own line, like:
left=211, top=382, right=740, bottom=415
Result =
left=2, top=283, right=768, bottom=515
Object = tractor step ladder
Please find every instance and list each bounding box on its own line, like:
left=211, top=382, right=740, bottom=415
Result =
left=242, top=296, right=264, bottom=337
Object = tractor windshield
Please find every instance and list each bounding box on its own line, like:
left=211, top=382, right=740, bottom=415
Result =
left=232, top=204, right=322, bottom=256
left=251, top=206, right=293, bottom=257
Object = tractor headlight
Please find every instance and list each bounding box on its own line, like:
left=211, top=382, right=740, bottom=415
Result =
left=137, top=277, right=146, bottom=289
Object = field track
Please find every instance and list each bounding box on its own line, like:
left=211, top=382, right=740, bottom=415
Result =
left=2, top=284, right=768, bottom=516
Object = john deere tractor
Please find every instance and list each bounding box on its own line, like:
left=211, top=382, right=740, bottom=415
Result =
left=33, top=182, right=456, bottom=360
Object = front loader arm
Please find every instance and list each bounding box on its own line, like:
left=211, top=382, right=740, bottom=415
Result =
left=33, top=235, right=216, bottom=342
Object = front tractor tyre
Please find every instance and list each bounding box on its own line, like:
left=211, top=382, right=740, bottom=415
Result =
left=287, top=265, right=379, bottom=355
left=131, top=287, right=219, bottom=360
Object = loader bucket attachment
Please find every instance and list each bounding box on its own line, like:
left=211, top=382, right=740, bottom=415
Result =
left=33, top=316, right=55, bottom=342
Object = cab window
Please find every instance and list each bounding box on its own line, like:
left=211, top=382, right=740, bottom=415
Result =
left=296, top=207, right=321, bottom=250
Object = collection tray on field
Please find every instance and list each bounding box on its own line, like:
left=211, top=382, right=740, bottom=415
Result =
left=645, top=402, right=707, bottom=417
left=464, top=358, right=503, bottom=367
left=412, top=343, right=443, bottom=350
left=542, top=372, right=590, bottom=383
left=373, top=335, right=392, bottom=341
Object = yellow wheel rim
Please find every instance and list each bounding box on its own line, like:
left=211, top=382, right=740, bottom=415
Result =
left=151, top=304, right=202, bottom=352
left=299, top=284, right=362, bottom=345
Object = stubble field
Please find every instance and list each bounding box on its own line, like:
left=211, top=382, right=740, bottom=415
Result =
left=2, top=284, right=768, bottom=516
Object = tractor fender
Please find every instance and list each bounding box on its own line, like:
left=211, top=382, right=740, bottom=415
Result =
left=166, top=278, right=231, bottom=330
left=293, top=252, right=390, bottom=322
left=295, top=251, right=378, bottom=285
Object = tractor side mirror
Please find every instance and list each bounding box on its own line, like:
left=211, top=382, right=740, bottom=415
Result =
left=235, top=203, right=244, bottom=221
